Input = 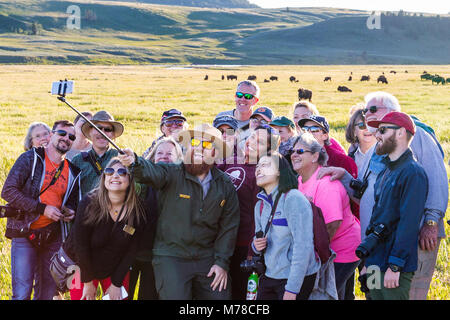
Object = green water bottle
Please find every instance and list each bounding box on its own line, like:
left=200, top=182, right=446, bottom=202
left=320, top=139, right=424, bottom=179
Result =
left=246, top=272, right=259, bottom=300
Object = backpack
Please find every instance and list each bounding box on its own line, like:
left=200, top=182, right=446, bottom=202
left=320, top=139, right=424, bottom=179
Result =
left=308, top=200, right=331, bottom=264
left=259, top=193, right=331, bottom=264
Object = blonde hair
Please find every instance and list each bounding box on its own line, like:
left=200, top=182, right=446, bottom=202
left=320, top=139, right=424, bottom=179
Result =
left=24, top=122, right=51, bottom=151
left=293, top=100, right=319, bottom=116
left=145, top=137, right=183, bottom=164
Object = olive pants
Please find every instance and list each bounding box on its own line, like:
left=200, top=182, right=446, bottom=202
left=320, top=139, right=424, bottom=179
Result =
left=369, top=272, right=414, bottom=300
left=152, top=255, right=231, bottom=300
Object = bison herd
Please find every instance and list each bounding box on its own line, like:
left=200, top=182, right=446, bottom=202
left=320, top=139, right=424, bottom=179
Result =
left=420, top=72, right=449, bottom=85
left=201, top=70, right=447, bottom=93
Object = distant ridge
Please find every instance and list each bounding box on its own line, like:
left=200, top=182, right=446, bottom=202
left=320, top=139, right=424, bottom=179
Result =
left=103, top=0, right=259, bottom=8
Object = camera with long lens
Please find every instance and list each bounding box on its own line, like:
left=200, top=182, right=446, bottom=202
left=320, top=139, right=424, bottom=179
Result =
left=355, top=223, right=389, bottom=259
left=240, top=231, right=266, bottom=274
left=0, top=205, right=24, bottom=219
left=350, top=178, right=368, bottom=199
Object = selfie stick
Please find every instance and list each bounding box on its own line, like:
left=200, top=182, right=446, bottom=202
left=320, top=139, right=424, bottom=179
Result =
left=55, top=81, right=125, bottom=155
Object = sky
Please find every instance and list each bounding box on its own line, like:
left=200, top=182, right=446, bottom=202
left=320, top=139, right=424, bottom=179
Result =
left=249, top=0, right=450, bottom=14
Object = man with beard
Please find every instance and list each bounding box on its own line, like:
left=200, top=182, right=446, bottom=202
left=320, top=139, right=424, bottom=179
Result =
left=318, top=91, right=448, bottom=300
left=362, top=112, right=428, bottom=300
left=1, top=120, right=81, bottom=300
left=117, top=124, right=240, bottom=300
left=71, top=111, right=124, bottom=196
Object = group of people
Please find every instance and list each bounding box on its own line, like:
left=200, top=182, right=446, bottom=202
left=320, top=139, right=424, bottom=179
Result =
left=1, top=79, right=448, bottom=300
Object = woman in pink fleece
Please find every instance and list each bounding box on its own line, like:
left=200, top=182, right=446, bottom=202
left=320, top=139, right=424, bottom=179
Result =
left=291, top=132, right=361, bottom=300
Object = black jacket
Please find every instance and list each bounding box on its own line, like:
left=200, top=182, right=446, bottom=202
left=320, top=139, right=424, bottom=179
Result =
left=1, top=147, right=81, bottom=238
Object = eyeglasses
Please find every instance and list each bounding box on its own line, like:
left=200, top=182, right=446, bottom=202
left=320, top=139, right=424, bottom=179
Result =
left=362, top=105, right=387, bottom=115
left=377, top=126, right=401, bottom=135
left=236, top=92, right=255, bottom=100
left=355, top=122, right=367, bottom=130
left=104, top=167, right=128, bottom=176
left=32, top=131, right=50, bottom=140
left=52, top=130, right=76, bottom=141
left=191, top=138, right=214, bottom=150
left=302, top=126, right=323, bottom=133
left=163, top=119, right=185, bottom=128
left=95, top=125, right=114, bottom=133
left=291, top=148, right=312, bottom=155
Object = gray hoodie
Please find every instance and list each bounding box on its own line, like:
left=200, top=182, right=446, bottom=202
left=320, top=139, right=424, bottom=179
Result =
left=252, top=186, right=321, bottom=294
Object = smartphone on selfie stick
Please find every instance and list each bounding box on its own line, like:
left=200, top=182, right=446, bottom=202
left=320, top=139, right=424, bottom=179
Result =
left=51, top=79, right=124, bottom=155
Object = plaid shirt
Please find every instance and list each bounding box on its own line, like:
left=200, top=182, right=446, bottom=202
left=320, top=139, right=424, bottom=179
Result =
left=71, top=147, right=118, bottom=196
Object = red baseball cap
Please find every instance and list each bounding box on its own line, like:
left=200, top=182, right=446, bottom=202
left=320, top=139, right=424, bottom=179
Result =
left=367, top=111, right=416, bottom=135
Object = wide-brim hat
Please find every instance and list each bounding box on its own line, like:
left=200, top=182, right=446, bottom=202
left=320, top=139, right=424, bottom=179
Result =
left=81, top=110, right=124, bottom=140
left=176, top=123, right=233, bottom=159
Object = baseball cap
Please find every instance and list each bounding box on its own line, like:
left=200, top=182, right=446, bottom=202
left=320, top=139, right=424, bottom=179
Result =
left=212, top=115, right=238, bottom=130
left=367, top=111, right=416, bottom=135
left=298, top=115, right=330, bottom=133
left=161, top=109, right=187, bottom=123
left=250, top=106, right=274, bottom=122
left=269, top=116, right=295, bottom=129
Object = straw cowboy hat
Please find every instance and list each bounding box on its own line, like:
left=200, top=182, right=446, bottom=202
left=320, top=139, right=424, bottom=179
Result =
left=81, top=110, right=124, bottom=140
left=176, top=123, right=233, bottom=159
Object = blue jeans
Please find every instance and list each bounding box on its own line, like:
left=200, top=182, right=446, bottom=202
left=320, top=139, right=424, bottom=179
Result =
left=11, top=237, right=61, bottom=300
left=334, top=261, right=360, bottom=300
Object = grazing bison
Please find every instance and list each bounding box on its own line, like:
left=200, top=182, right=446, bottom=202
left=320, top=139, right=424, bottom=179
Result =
left=377, top=75, right=388, bottom=84
left=247, top=75, right=257, bottom=81
left=446, top=78, right=450, bottom=83
left=289, top=76, right=299, bottom=83
left=390, top=70, right=397, bottom=74
left=337, top=86, right=352, bottom=92
left=264, top=79, right=270, bottom=83
left=324, top=76, right=331, bottom=82
left=227, top=75, right=238, bottom=80
left=298, top=88, right=312, bottom=101
left=348, top=76, right=352, bottom=81
left=431, top=76, right=445, bottom=85
left=360, top=75, right=370, bottom=81
left=269, top=76, right=278, bottom=81
left=421, top=73, right=432, bottom=80
left=221, top=75, right=225, bottom=80
left=204, top=75, right=208, bottom=80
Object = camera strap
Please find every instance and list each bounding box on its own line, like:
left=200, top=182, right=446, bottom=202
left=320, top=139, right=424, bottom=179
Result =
left=82, top=151, right=103, bottom=176
left=39, top=160, right=65, bottom=197
left=262, top=192, right=283, bottom=238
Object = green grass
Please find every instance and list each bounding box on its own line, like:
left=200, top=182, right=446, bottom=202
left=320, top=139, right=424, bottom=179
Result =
left=0, top=64, right=448, bottom=299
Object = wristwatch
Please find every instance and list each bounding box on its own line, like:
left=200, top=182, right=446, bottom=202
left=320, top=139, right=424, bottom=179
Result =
left=389, top=264, right=401, bottom=273
left=426, top=220, right=437, bottom=227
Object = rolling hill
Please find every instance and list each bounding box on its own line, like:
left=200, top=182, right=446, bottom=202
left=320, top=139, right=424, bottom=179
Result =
left=0, top=0, right=448, bottom=64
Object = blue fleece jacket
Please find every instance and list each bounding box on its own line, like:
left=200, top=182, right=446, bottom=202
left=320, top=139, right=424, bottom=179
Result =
left=252, top=187, right=321, bottom=294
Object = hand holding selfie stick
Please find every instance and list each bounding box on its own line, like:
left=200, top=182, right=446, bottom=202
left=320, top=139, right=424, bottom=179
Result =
left=54, top=80, right=125, bottom=155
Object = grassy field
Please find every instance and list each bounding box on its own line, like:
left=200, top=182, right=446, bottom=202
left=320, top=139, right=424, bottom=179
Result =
left=0, top=64, right=449, bottom=299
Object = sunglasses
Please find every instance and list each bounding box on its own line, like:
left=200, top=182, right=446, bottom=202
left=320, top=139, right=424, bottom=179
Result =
left=362, top=105, right=386, bottom=115
left=250, top=117, right=268, bottom=125
left=191, top=138, right=214, bottom=150
left=219, top=128, right=235, bottom=135
left=236, top=92, right=255, bottom=100
left=53, top=130, right=76, bottom=141
left=355, top=122, right=367, bottom=130
left=291, top=148, right=312, bottom=155
left=302, top=125, right=323, bottom=133
left=377, top=126, right=401, bottom=135
left=95, top=125, right=114, bottom=133
left=104, top=167, right=129, bottom=176
left=163, top=119, right=184, bottom=128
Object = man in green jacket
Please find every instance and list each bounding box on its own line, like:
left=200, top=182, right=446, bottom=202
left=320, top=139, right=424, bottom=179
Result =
left=118, top=124, right=240, bottom=300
